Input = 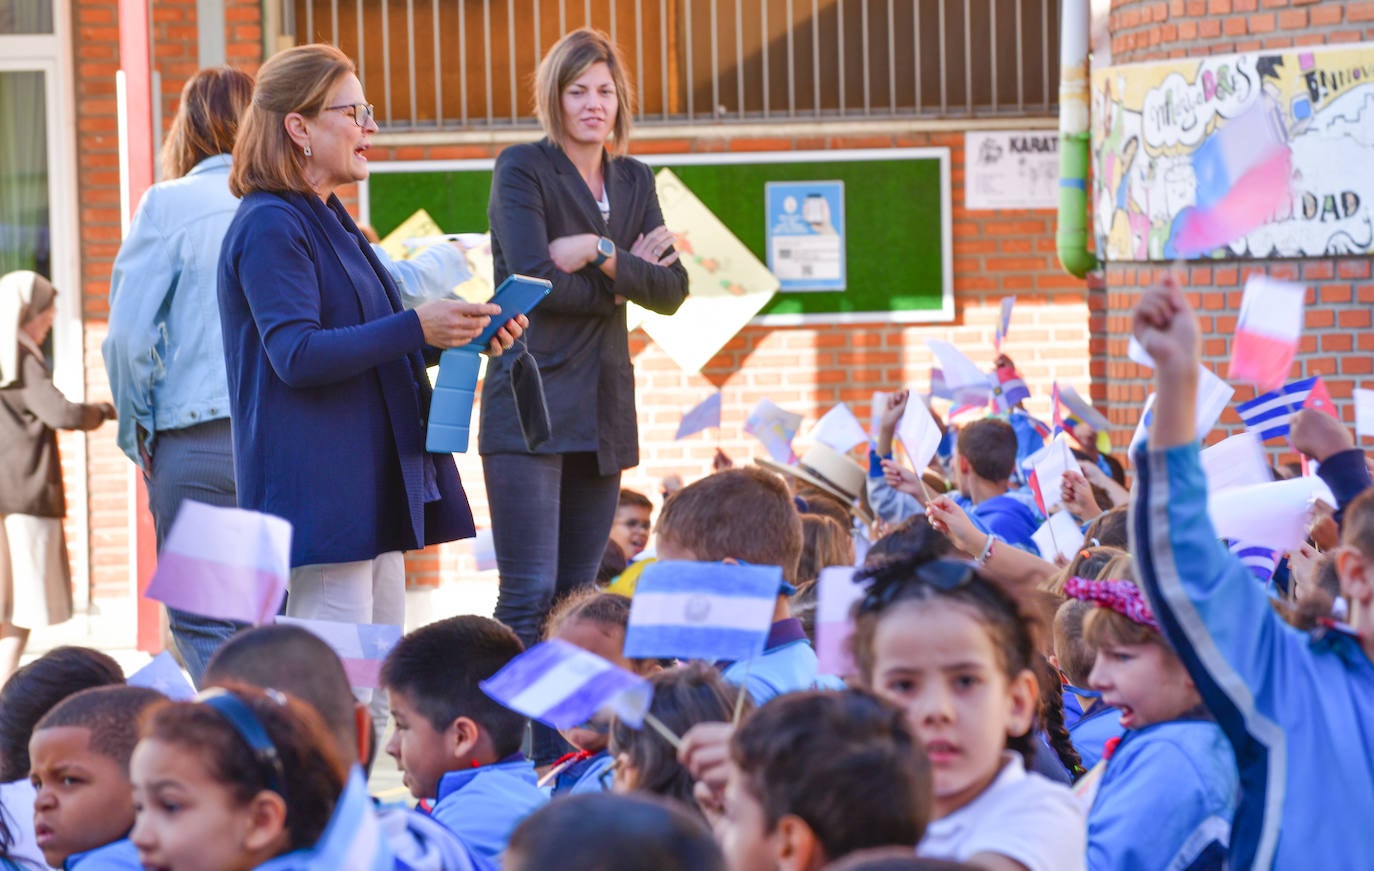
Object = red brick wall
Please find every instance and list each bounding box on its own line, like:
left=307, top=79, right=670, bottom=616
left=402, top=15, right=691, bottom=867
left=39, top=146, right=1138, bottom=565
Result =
left=378, top=130, right=1091, bottom=585
left=1100, top=1, right=1374, bottom=455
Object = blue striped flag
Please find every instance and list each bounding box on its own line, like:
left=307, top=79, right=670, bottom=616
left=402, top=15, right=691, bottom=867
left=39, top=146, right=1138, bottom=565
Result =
left=623, top=561, right=779, bottom=662
left=676, top=392, right=722, bottom=441
left=1235, top=376, right=1318, bottom=442
left=480, top=639, right=653, bottom=730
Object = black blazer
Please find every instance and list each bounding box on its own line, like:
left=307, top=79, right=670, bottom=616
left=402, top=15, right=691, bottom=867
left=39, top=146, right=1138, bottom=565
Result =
left=480, top=138, right=689, bottom=473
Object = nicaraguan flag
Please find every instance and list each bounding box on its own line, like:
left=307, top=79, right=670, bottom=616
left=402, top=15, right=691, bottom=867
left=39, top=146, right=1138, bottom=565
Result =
left=127, top=651, right=196, bottom=701
left=1235, top=376, right=1318, bottom=442
left=676, top=392, right=722, bottom=440
left=623, top=561, right=779, bottom=662
left=145, top=501, right=290, bottom=625
left=994, top=296, right=1015, bottom=351
left=481, top=638, right=653, bottom=730
left=275, top=617, right=403, bottom=690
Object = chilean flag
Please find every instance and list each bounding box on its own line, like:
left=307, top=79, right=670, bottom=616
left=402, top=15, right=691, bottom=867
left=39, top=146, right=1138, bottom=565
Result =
left=1229, top=275, right=1306, bottom=392
left=1168, top=103, right=1293, bottom=258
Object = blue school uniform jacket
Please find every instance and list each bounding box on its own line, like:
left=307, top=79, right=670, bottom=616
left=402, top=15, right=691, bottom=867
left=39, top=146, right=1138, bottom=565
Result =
left=1087, top=719, right=1238, bottom=870
left=64, top=839, right=141, bottom=870
left=431, top=756, right=547, bottom=870
left=1133, top=441, right=1374, bottom=870
left=722, top=619, right=841, bottom=705
left=1068, top=699, right=1124, bottom=770
left=253, top=769, right=397, bottom=871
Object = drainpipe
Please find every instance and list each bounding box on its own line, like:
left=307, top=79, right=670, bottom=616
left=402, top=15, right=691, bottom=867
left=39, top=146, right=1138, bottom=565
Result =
left=1057, top=0, right=1100, bottom=278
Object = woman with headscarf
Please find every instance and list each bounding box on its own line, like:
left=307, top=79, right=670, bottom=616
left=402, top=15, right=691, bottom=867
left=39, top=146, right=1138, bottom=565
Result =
left=0, top=271, right=115, bottom=684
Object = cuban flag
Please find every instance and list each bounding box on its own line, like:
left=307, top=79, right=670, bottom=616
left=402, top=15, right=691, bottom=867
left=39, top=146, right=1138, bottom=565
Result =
left=991, top=363, right=1030, bottom=413
left=1235, top=376, right=1320, bottom=442
left=1229, top=275, right=1306, bottom=392
left=1229, top=542, right=1280, bottom=585
left=676, top=392, right=722, bottom=441
left=275, top=617, right=402, bottom=689
left=623, top=561, right=779, bottom=662
left=145, top=501, right=290, bottom=625
left=481, top=639, right=653, bottom=730
left=1167, top=103, right=1293, bottom=258
left=1303, top=376, right=1337, bottom=418
left=994, top=296, right=1015, bottom=351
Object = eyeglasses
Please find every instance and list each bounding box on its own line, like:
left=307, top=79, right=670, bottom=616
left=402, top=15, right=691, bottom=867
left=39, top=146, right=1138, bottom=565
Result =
left=858, top=558, right=977, bottom=613
left=324, top=102, right=375, bottom=128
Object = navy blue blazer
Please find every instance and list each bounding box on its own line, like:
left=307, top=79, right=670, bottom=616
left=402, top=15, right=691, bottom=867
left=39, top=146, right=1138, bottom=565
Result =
left=480, top=139, right=689, bottom=474
left=218, top=190, right=474, bottom=566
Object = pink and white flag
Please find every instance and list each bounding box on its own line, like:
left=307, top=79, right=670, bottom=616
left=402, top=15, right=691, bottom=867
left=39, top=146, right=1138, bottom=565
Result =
left=1229, top=275, right=1306, bottom=392
left=275, top=616, right=403, bottom=690
left=815, top=566, right=866, bottom=677
left=146, top=501, right=290, bottom=625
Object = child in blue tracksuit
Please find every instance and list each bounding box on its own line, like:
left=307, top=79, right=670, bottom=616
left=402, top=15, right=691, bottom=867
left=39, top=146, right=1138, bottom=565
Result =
left=652, top=467, right=839, bottom=704
left=1131, top=277, right=1374, bottom=869
left=381, top=616, right=547, bottom=871
left=1064, top=575, right=1238, bottom=869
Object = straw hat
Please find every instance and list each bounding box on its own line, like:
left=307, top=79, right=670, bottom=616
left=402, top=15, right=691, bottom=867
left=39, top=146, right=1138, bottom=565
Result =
left=757, top=442, right=873, bottom=525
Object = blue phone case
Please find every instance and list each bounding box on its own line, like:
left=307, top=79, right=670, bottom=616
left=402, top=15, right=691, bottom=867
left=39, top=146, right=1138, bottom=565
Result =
left=467, top=274, right=552, bottom=348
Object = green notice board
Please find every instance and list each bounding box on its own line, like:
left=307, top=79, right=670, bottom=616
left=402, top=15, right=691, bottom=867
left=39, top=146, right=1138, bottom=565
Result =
left=364, top=149, right=952, bottom=324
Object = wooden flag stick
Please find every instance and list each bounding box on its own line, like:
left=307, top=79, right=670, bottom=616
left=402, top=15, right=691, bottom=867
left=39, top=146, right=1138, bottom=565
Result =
left=643, top=712, right=682, bottom=749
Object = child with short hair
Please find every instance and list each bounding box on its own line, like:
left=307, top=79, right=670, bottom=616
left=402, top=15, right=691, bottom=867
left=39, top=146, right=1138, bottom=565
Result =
left=203, top=625, right=478, bottom=871
left=130, top=684, right=362, bottom=871
left=28, top=685, right=164, bottom=869
left=951, top=419, right=1041, bottom=552
left=611, top=489, right=654, bottom=561
left=1131, top=276, right=1374, bottom=867
left=653, top=467, right=833, bottom=703
left=506, top=792, right=725, bottom=871
left=849, top=550, right=1086, bottom=870
left=541, top=591, right=662, bottom=796
left=1066, top=574, right=1238, bottom=868
left=608, top=663, right=746, bottom=815
left=380, top=615, right=545, bottom=870
left=716, top=690, right=931, bottom=871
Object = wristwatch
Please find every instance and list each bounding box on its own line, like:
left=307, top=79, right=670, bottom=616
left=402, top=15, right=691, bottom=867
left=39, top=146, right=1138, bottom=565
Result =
left=592, top=235, right=615, bottom=266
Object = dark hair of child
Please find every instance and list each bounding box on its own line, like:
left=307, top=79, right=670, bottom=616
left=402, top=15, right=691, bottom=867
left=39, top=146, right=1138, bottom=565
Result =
left=864, top=515, right=955, bottom=568
left=825, top=847, right=976, bottom=870
left=1053, top=599, right=1097, bottom=687
left=35, top=685, right=167, bottom=772
left=618, top=488, right=654, bottom=512
left=731, top=690, right=932, bottom=861
left=544, top=589, right=667, bottom=670
left=790, top=579, right=819, bottom=642
left=849, top=549, right=1045, bottom=771
left=141, top=684, right=347, bottom=851
left=655, top=466, right=803, bottom=584
left=506, top=791, right=725, bottom=871
left=608, top=663, right=748, bottom=815
left=1033, top=654, right=1083, bottom=777
left=203, top=624, right=360, bottom=766
left=0, top=646, right=124, bottom=781
left=1083, top=506, right=1128, bottom=549
left=379, top=615, right=527, bottom=758
left=798, top=513, right=854, bottom=586
left=955, top=418, right=1018, bottom=482
left=597, top=539, right=628, bottom=586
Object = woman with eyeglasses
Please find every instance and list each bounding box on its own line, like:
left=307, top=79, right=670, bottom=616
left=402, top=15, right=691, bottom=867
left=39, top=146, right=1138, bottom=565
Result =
left=480, top=30, right=688, bottom=762
left=217, top=45, right=524, bottom=713
left=130, top=685, right=380, bottom=870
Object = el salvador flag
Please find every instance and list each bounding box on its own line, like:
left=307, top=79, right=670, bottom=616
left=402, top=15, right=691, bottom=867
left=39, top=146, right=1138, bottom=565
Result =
left=480, top=639, right=653, bottom=730
left=1236, top=376, right=1317, bottom=442
left=624, top=561, right=779, bottom=662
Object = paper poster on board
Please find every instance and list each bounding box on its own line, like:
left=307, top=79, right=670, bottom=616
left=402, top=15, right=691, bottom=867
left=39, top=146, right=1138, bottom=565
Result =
left=964, top=131, right=1059, bottom=210
left=765, top=181, right=846, bottom=292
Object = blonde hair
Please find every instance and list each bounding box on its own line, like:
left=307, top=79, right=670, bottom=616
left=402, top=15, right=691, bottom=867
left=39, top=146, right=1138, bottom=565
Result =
left=230, top=44, right=355, bottom=197
left=534, top=28, right=634, bottom=156
left=160, top=67, right=254, bottom=180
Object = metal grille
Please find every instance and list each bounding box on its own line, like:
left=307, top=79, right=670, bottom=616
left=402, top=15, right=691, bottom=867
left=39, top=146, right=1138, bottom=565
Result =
left=281, top=0, right=1060, bottom=131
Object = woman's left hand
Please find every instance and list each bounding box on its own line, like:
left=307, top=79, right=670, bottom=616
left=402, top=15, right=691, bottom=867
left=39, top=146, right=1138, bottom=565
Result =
left=549, top=234, right=600, bottom=273
left=485, top=313, right=528, bottom=357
